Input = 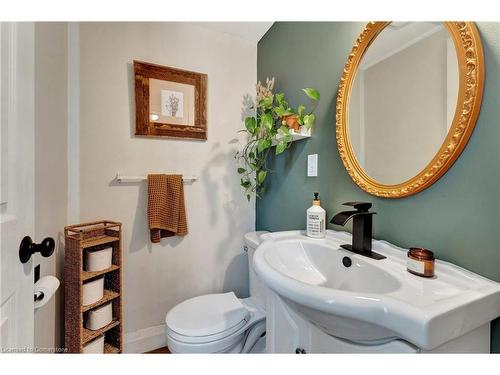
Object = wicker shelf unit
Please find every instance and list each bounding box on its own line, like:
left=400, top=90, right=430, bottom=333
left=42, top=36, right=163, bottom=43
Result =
left=64, top=220, right=123, bottom=354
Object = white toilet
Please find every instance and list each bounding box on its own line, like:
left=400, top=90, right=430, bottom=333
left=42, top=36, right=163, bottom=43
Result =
left=165, top=231, right=268, bottom=353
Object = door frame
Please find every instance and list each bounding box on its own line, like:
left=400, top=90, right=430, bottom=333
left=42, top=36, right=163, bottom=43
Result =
left=0, top=21, right=35, bottom=352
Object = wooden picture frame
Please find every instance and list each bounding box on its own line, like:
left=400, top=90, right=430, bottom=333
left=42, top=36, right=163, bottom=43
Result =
left=134, top=60, right=207, bottom=140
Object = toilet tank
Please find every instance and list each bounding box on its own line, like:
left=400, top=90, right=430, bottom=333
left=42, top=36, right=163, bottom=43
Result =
left=244, top=231, right=269, bottom=311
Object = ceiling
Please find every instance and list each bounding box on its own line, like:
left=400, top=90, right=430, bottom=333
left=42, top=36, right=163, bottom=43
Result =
left=360, top=22, right=444, bottom=69
left=196, top=22, right=274, bottom=44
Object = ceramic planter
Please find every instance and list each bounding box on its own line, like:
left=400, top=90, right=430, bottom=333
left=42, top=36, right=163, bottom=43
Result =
left=282, top=114, right=300, bottom=132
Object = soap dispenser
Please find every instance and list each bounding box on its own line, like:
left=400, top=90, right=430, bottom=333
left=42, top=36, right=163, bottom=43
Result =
left=307, top=192, right=326, bottom=238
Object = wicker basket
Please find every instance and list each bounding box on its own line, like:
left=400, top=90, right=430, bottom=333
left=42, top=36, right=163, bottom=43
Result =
left=64, top=220, right=123, bottom=353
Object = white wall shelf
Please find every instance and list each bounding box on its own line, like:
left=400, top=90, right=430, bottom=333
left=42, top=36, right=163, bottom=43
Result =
left=272, top=127, right=311, bottom=146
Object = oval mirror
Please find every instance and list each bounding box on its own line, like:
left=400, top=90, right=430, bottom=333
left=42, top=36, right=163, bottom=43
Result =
left=336, top=22, right=484, bottom=198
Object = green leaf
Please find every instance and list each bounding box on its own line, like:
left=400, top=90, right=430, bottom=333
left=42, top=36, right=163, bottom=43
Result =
left=274, top=105, right=285, bottom=117
left=257, top=170, right=267, bottom=184
left=245, top=117, right=257, bottom=134
left=249, top=151, right=255, bottom=159
left=303, top=113, right=315, bottom=129
left=240, top=179, right=251, bottom=188
left=297, top=105, right=305, bottom=116
left=246, top=194, right=251, bottom=202
left=302, top=88, right=320, bottom=101
left=257, top=138, right=272, bottom=152
left=261, top=112, right=273, bottom=131
left=264, top=138, right=272, bottom=150
left=250, top=163, right=258, bottom=171
left=275, top=140, right=287, bottom=155
left=278, top=126, right=289, bottom=136
left=237, top=168, right=246, bottom=174
left=275, top=93, right=284, bottom=104
left=259, top=95, right=273, bottom=108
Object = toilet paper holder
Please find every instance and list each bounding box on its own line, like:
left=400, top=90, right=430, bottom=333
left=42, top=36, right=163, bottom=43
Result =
left=34, top=291, right=45, bottom=302
left=19, top=236, right=55, bottom=264
left=34, top=265, right=45, bottom=301
left=34, top=275, right=60, bottom=310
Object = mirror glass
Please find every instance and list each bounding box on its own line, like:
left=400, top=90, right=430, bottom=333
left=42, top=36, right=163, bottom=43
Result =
left=348, top=22, right=459, bottom=185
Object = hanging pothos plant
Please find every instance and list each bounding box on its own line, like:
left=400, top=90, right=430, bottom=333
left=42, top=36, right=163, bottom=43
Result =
left=235, top=78, right=320, bottom=201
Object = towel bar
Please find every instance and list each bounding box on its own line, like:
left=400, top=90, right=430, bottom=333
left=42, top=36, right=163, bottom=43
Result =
left=115, top=174, right=197, bottom=183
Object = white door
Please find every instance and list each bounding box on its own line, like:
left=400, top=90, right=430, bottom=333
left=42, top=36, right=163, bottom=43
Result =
left=0, top=22, right=35, bottom=353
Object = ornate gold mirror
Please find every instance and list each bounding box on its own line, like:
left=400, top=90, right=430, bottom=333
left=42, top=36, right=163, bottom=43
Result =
left=336, top=22, right=484, bottom=198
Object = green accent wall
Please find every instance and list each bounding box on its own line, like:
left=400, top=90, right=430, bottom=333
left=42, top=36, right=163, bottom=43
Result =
left=256, top=22, right=500, bottom=352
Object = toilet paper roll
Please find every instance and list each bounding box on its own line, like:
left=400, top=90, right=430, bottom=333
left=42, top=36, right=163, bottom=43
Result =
left=34, top=275, right=60, bottom=310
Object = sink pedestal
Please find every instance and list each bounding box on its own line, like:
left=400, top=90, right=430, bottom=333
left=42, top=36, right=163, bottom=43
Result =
left=266, top=291, right=490, bottom=353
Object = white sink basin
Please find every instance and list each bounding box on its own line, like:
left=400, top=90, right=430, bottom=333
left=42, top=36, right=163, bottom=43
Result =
left=253, top=230, right=500, bottom=350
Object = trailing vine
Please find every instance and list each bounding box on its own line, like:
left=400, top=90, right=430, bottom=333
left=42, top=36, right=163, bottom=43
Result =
left=235, top=78, right=320, bottom=201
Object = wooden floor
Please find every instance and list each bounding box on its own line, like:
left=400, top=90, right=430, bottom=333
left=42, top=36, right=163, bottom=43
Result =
left=145, top=346, right=170, bottom=354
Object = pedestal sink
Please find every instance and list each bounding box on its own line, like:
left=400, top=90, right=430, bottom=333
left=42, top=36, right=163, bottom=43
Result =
left=253, top=230, right=500, bottom=351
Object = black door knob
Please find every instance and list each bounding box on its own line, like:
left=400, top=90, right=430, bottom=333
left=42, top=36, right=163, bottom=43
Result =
left=19, top=236, right=55, bottom=264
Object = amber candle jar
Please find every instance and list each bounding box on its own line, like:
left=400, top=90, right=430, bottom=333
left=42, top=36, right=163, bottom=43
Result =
left=407, top=248, right=435, bottom=277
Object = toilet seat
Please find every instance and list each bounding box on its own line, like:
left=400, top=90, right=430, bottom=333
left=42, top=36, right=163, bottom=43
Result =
left=165, top=293, right=265, bottom=353
left=166, top=292, right=250, bottom=337
left=167, top=318, right=248, bottom=344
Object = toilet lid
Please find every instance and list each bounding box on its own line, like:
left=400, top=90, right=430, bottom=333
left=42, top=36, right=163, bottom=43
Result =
left=166, top=292, right=250, bottom=338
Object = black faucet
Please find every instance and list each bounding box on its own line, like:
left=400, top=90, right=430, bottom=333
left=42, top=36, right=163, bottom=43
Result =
left=330, top=202, right=386, bottom=260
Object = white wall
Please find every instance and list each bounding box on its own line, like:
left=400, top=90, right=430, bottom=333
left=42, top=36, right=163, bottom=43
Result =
left=34, top=22, right=68, bottom=350
left=78, top=22, right=257, bottom=352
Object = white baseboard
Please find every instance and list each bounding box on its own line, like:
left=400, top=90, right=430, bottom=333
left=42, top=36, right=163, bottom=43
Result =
left=124, top=324, right=167, bottom=353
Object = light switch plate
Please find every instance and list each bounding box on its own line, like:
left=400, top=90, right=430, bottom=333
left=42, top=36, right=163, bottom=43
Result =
left=307, top=154, right=318, bottom=177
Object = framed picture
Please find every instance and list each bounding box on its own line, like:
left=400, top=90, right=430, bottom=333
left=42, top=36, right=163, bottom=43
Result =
left=134, top=60, right=207, bottom=139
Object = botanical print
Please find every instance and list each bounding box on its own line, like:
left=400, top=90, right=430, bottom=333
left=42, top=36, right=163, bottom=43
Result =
left=161, top=90, right=184, bottom=118
left=148, top=78, right=196, bottom=127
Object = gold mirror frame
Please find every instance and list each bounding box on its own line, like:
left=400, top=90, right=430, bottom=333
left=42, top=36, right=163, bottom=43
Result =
left=336, top=22, right=484, bottom=198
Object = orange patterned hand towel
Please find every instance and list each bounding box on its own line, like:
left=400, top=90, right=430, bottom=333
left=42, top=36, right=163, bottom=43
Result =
left=148, top=174, right=188, bottom=243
